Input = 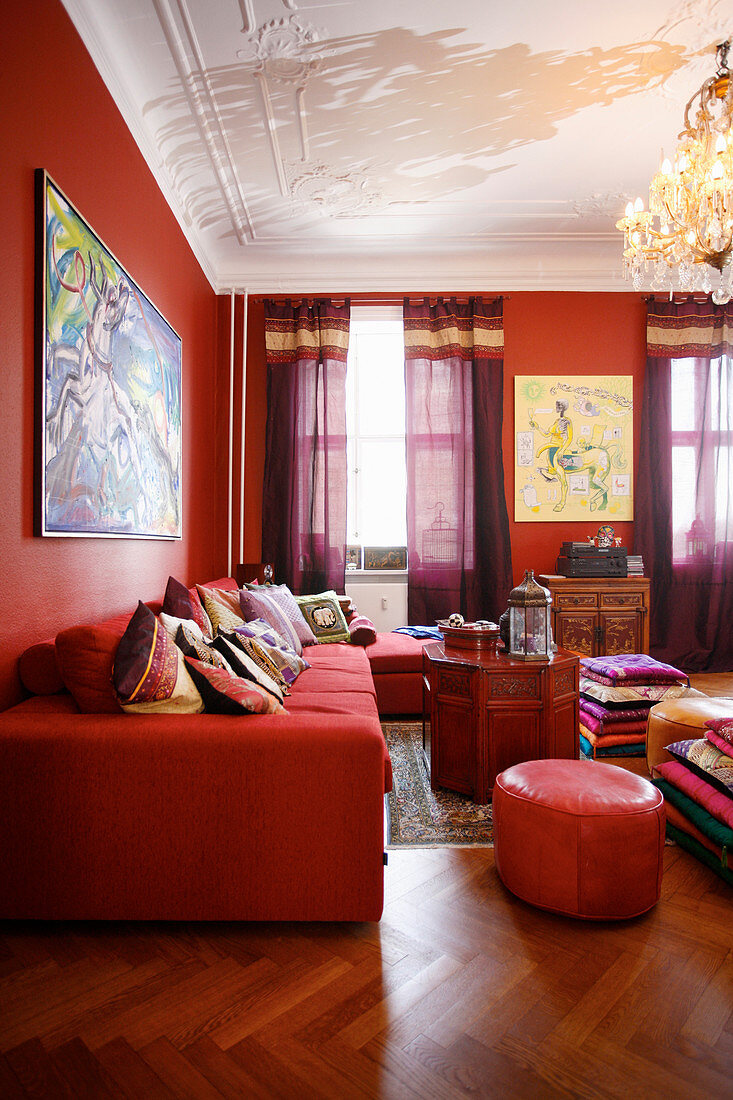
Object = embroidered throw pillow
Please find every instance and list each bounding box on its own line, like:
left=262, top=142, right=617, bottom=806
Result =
left=233, top=625, right=309, bottom=685
left=251, top=583, right=316, bottom=648
left=185, top=658, right=286, bottom=715
left=197, top=586, right=246, bottom=635
left=665, top=737, right=733, bottom=798
left=212, top=632, right=285, bottom=704
left=239, top=588, right=303, bottom=655
left=705, top=718, right=733, bottom=745
left=113, top=602, right=203, bottom=714
left=233, top=617, right=287, bottom=648
left=295, top=591, right=351, bottom=644
left=162, top=575, right=212, bottom=637
left=175, top=624, right=232, bottom=671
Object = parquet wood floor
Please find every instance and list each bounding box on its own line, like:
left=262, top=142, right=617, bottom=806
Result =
left=1, top=672, right=731, bottom=1098
left=1, top=841, right=731, bottom=1099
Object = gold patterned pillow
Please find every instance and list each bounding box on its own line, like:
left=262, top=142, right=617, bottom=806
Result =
left=197, top=586, right=246, bottom=634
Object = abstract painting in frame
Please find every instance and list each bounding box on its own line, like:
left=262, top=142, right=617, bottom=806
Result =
left=36, top=170, right=182, bottom=538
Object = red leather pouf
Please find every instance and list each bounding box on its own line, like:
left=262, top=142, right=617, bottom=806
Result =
left=493, top=759, right=665, bottom=920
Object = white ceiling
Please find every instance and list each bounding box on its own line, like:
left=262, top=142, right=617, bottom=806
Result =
left=63, top=0, right=731, bottom=293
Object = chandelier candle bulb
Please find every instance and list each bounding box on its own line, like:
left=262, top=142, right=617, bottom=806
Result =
left=617, top=38, right=733, bottom=300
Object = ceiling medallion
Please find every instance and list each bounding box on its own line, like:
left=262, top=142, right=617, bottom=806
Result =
left=617, top=38, right=733, bottom=302
left=572, top=192, right=630, bottom=217
left=286, top=163, right=383, bottom=216
left=238, top=17, right=323, bottom=84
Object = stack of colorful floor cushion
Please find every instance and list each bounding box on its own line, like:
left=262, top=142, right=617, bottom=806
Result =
left=651, top=716, right=733, bottom=886
left=579, top=653, right=692, bottom=759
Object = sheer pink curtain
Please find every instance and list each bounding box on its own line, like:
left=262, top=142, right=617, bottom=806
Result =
left=261, top=299, right=350, bottom=594
left=637, top=300, right=732, bottom=671
left=403, top=297, right=512, bottom=624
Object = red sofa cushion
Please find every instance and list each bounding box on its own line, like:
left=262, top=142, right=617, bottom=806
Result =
left=365, top=632, right=426, bottom=674
left=301, top=643, right=372, bottom=674
left=55, top=612, right=133, bottom=713
left=291, top=665, right=376, bottom=696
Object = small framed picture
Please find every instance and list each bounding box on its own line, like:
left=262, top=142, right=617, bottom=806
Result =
left=364, top=546, right=407, bottom=570
left=346, top=545, right=362, bottom=570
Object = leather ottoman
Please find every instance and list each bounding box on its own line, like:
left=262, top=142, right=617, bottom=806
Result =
left=493, top=759, right=665, bottom=920
left=646, top=696, right=733, bottom=772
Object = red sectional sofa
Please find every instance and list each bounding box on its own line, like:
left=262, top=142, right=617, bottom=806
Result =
left=0, top=579, right=424, bottom=923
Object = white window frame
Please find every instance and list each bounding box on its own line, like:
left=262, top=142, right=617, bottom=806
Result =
left=346, top=305, right=406, bottom=572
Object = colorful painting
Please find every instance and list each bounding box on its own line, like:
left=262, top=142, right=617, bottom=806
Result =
left=364, top=546, right=408, bottom=570
left=514, top=376, right=633, bottom=523
left=36, top=172, right=182, bottom=538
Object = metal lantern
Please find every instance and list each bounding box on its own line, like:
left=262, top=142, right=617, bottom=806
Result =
left=507, top=569, right=552, bottom=661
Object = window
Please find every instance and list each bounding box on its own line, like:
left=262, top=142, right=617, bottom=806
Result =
left=671, top=356, right=731, bottom=562
left=346, top=306, right=406, bottom=564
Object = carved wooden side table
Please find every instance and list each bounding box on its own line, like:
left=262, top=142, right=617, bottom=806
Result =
left=422, top=642, right=579, bottom=804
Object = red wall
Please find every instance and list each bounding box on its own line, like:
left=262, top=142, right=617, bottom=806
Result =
left=241, top=293, right=647, bottom=587
left=0, top=0, right=227, bottom=708
left=504, top=293, right=647, bottom=581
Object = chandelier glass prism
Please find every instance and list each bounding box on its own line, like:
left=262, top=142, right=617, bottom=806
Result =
left=616, top=39, right=733, bottom=303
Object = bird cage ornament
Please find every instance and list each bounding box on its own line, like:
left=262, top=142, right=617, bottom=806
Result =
left=507, top=570, right=553, bottom=661
left=422, top=502, right=458, bottom=564
left=685, top=516, right=710, bottom=560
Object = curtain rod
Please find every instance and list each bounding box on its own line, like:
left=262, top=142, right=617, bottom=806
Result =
left=247, top=293, right=507, bottom=305
left=644, top=293, right=714, bottom=303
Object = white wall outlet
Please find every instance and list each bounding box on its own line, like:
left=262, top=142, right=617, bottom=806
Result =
left=381, top=597, right=388, bottom=609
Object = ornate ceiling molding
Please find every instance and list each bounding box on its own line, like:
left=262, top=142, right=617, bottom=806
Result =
left=237, top=0, right=299, bottom=36
left=285, top=162, right=384, bottom=216
left=154, top=0, right=256, bottom=243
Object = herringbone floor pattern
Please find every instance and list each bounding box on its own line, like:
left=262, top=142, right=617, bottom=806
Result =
left=1, top=840, right=731, bottom=1099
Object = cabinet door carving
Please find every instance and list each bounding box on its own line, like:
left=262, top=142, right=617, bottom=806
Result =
left=600, top=612, right=639, bottom=655
left=555, top=611, right=596, bottom=656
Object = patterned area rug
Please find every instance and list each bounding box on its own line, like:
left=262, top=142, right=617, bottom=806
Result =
left=382, top=721, right=493, bottom=848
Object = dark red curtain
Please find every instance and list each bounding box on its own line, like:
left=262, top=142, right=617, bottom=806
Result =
left=403, top=297, right=512, bottom=624
left=637, top=300, right=733, bottom=671
left=261, top=299, right=349, bottom=594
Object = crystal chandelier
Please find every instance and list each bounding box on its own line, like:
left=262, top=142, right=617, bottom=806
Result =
left=616, top=39, right=733, bottom=303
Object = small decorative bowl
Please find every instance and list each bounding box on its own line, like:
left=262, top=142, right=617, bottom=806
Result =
left=436, top=619, right=500, bottom=651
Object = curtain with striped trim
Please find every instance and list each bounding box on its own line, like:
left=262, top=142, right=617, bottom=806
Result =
left=637, top=299, right=732, bottom=671
left=262, top=299, right=350, bottom=595
left=403, top=297, right=512, bottom=624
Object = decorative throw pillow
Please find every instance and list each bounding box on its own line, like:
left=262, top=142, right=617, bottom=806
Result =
left=295, top=591, right=350, bottom=644
left=580, top=654, right=688, bottom=685
left=233, top=630, right=310, bottom=686
left=197, top=587, right=246, bottom=635
left=239, top=588, right=303, bottom=655
left=706, top=718, right=733, bottom=745
left=218, top=629, right=288, bottom=692
left=233, top=617, right=287, bottom=649
left=249, top=583, right=316, bottom=648
left=159, top=612, right=207, bottom=645
left=185, top=657, right=286, bottom=715
left=212, top=632, right=285, bottom=705
left=579, top=678, right=696, bottom=709
left=175, top=623, right=232, bottom=671
left=665, top=737, right=733, bottom=798
left=348, top=614, right=377, bottom=646
left=162, top=575, right=212, bottom=637
left=197, top=584, right=243, bottom=619
left=113, top=602, right=203, bottom=714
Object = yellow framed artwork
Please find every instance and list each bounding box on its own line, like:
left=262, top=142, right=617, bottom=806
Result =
left=514, top=376, right=633, bottom=522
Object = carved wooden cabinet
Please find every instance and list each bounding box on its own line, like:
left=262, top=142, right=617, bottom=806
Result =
left=539, top=576, right=650, bottom=658
left=422, top=643, right=579, bottom=804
